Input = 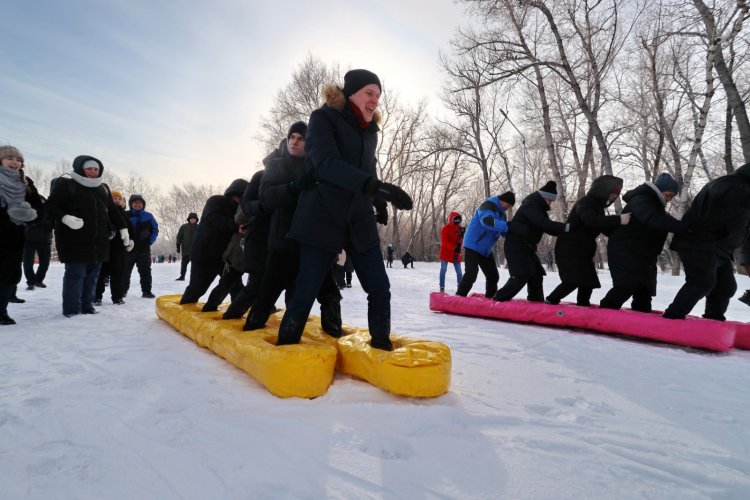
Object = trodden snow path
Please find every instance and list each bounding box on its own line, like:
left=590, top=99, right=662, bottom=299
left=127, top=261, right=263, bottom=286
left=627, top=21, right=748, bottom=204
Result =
left=1, top=261, right=749, bottom=499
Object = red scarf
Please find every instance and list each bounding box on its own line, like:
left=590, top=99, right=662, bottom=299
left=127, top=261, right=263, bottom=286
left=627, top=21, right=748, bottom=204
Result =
left=349, top=100, right=372, bottom=129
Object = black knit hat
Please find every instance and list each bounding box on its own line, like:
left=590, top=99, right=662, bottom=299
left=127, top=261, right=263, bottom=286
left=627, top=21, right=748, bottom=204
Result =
left=343, top=69, right=382, bottom=98
left=498, top=191, right=516, bottom=206
left=187, top=212, right=199, bottom=222
left=287, top=121, right=308, bottom=139
left=653, top=173, right=680, bottom=194
left=538, top=181, right=558, bottom=201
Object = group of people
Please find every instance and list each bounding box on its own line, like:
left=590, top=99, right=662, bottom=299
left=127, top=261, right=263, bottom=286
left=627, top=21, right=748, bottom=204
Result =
left=0, top=146, right=162, bottom=323
left=441, top=166, right=750, bottom=322
left=175, top=69, right=412, bottom=350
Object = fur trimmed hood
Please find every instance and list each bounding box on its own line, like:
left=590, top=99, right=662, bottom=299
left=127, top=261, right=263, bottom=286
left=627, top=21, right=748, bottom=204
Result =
left=322, top=84, right=382, bottom=124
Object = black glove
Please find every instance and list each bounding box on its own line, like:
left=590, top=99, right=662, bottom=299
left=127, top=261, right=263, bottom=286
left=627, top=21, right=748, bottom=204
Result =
left=375, top=204, right=389, bottom=225
left=364, top=179, right=413, bottom=210
left=176, top=245, right=181, bottom=254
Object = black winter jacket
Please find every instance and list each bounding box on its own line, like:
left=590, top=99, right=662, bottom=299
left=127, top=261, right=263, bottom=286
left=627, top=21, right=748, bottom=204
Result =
left=190, top=179, right=248, bottom=263
left=289, top=85, right=384, bottom=253
left=504, top=192, right=567, bottom=277
left=260, top=147, right=307, bottom=255
left=607, top=183, right=686, bottom=290
left=0, top=176, right=43, bottom=285
left=45, top=156, right=126, bottom=263
left=240, top=170, right=271, bottom=273
left=671, top=162, right=750, bottom=257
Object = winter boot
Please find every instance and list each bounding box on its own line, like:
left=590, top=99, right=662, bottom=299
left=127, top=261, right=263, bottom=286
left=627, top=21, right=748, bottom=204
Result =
left=320, top=296, right=343, bottom=338
left=739, top=290, right=750, bottom=307
left=9, top=296, right=24, bottom=304
left=243, top=306, right=272, bottom=331
left=276, top=316, right=306, bottom=345
left=0, top=314, right=16, bottom=325
left=202, top=302, right=218, bottom=312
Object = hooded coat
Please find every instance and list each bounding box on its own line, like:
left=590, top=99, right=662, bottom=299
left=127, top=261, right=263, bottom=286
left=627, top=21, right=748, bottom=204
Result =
left=288, top=85, right=385, bottom=253
left=45, top=155, right=126, bottom=263
left=462, top=196, right=509, bottom=258
left=439, top=211, right=464, bottom=262
left=671, top=162, right=750, bottom=257
left=190, top=179, right=248, bottom=263
left=607, top=182, right=687, bottom=291
left=504, top=191, right=567, bottom=277
left=554, top=175, right=623, bottom=288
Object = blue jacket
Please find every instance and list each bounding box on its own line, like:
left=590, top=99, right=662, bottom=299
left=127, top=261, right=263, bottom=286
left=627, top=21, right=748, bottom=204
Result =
left=127, top=209, right=158, bottom=252
left=463, top=196, right=509, bottom=257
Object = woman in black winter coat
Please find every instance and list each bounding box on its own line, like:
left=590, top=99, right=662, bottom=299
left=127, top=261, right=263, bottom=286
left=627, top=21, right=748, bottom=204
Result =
left=45, top=155, right=128, bottom=317
left=277, top=69, right=413, bottom=350
left=546, top=175, right=628, bottom=306
left=0, top=145, right=43, bottom=325
left=600, top=173, right=685, bottom=312
left=493, top=181, right=570, bottom=302
left=180, top=178, right=248, bottom=304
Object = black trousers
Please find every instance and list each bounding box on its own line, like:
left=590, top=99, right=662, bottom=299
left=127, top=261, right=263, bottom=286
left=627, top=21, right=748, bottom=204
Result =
left=599, top=285, right=652, bottom=312
left=203, top=266, right=244, bottom=310
left=125, top=250, right=152, bottom=294
left=546, top=283, right=594, bottom=306
left=179, top=254, right=191, bottom=278
left=180, top=259, right=224, bottom=304
left=456, top=248, right=499, bottom=298
left=493, top=274, right=544, bottom=302
left=250, top=251, right=340, bottom=317
left=96, top=250, right=127, bottom=302
left=664, top=248, right=736, bottom=320
left=23, top=242, right=51, bottom=286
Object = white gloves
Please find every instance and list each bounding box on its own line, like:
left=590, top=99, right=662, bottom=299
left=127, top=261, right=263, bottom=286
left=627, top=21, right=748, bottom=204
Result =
left=7, top=201, right=37, bottom=222
left=62, top=215, right=84, bottom=230
left=120, top=228, right=131, bottom=246
left=620, top=213, right=631, bottom=225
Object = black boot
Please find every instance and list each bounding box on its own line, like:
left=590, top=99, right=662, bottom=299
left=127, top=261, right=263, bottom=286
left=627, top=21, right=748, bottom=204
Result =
left=243, top=306, right=272, bottom=331
left=0, top=314, right=16, bottom=325
left=739, top=290, right=750, bottom=307
left=9, top=296, right=25, bottom=304
left=277, top=316, right=306, bottom=345
left=202, top=302, right=218, bottom=312
left=320, top=296, right=342, bottom=338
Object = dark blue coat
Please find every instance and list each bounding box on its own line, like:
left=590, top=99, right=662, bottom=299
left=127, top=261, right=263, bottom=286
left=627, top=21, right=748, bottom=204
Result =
left=240, top=170, right=270, bottom=273
left=260, top=148, right=306, bottom=255
left=190, top=179, right=248, bottom=264
left=289, top=86, right=383, bottom=253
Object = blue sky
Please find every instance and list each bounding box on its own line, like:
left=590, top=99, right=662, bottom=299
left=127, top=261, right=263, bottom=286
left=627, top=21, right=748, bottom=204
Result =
left=2, top=0, right=465, bottom=188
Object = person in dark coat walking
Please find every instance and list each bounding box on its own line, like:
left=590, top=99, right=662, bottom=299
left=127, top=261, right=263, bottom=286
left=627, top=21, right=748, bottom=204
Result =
left=492, top=181, right=570, bottom=302
left=94, top=190, right=133, bottom=305
left=180, top=178, right=249, bottom=304
left=244, top=121, right=342, bottom=335
left=22, top=195, right=53, bottom=290
left=663, top=163, right=750, bottom=320
left=175, top=212, right=199, bottom=281
left=386, top=244, right=394, bottom=268
left=439, top=211, right=464, bottom=292
left=0, top=145, right=42, bottom=325
left=401, top=251, right=415, bottom=268
left=545, top=175, right=627, bottom=306
left=45, top=155, right=128, bottom=317
left=124, top=194, right=158, bottom=298
left=600, top=173, right=686, bottom=312
left=276, top=69, right=413, bottom=350
left=456, top=192, right=514, bottom=298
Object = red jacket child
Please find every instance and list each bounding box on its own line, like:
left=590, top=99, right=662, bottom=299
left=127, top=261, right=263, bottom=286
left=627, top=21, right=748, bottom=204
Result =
left=439, top=211, right=464, bottom=262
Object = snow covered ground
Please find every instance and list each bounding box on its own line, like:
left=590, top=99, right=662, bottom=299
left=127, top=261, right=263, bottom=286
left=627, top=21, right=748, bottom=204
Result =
left=1, top=261, right=749, bottom=499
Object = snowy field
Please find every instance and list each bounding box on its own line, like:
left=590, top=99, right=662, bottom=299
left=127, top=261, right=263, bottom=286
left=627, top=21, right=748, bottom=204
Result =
left=1, top=261, right=749, bottom=499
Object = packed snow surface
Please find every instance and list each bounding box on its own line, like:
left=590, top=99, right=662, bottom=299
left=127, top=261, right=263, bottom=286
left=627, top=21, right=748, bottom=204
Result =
left=2, top=262, right=749, bottom=499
